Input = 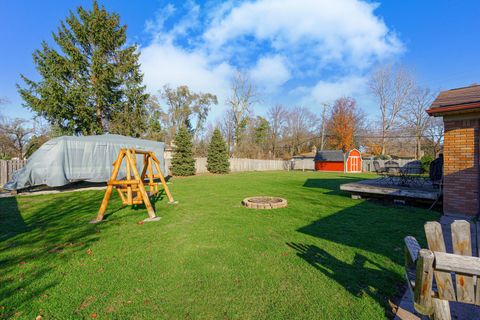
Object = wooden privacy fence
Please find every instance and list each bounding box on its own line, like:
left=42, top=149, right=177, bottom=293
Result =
left=195, top=157, right=287, bottom=173
left=291, top=158, right=315, bottom=171
left=165, top=157, right=289, bottom=174
left=0, top=160, right=26, bottom=186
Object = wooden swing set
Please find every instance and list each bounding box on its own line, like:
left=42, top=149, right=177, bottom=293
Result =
left=92, top=148, right=175, bottom=223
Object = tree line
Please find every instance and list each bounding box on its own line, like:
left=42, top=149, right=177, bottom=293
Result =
left=0, top=1, right=443, bottom=162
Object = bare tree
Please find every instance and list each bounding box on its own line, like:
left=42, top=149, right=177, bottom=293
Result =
left=219, top=109, right=235, bottom=156
left=267, top=104, right=288, bottom=158
left=0, top=118, right=33, bottom=159
left=226, top=71, right=259, bottom=153
left=319, top=102, right=330, bottom=150
left=284, top=106, right=318, bottom=155
left=369, top=64, right=414, bottom=155
left=401, top=86, right=436, bottom=159
left=425, top=117, right=444, bottom=157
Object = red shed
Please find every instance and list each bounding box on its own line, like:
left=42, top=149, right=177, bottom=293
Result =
left=314, top=149, right=362, bottom=173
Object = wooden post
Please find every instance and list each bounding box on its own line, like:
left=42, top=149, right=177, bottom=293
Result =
left=126, top=152, right=133, bottom=205
left=424, top=222, right=456, bottom=301
left=404, top=236, right=421, bottom=295
left=150, top=153, right=175, bottom=203
left=94, top=150, right=125, bottom=222
left=126, top=150, right=156, bottom=220
left=432, top=298, right=451, bottom=320
left=413, top=249, right=435, bottom=315
left=148, top=156, right=156, bottom=194
left=116, top=188, right=127, bottom=203
left=451, top=220, right=475, bottom=304
left=140, top=153, right=149, bottom=181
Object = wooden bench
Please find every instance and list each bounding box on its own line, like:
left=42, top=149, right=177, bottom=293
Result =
left=404, top=220, right=480, bottom=319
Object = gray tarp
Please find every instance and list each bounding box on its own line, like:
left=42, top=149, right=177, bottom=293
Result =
left=4, top=134, right=166, bottom=190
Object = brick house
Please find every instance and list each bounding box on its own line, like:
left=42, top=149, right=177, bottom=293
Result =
left=427, top=84, right=480, bottom=217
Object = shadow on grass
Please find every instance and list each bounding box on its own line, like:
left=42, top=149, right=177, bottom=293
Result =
left=0, top=192, right=118, bottom=317
left=290, top=183, right=439, bottom=316
left=287, top=242, right=399, bottom=309
left=296, top=198, right=437, bottom=261
left=303, top=176, right=367, bottom=196
left=0, top=197, right=30, bottom=243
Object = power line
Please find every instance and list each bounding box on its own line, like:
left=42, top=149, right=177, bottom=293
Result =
left=280, top=133, right=443, bottom=150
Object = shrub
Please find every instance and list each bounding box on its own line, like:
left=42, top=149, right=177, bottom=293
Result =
left=420, top=155, right=434, bottom=173
left=207, top=128, right=230, bottom=174
left=171, top=127, right=196, bottom=176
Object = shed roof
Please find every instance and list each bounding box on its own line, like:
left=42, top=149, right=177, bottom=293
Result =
left=428, top=84, right=480, bottom=116
left=314, top=150, right=344, bottom=162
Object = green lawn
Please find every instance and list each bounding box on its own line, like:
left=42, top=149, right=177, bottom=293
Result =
left=0, top=171, right=438, bottom=319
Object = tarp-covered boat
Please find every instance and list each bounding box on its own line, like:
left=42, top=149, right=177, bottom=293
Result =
left=3, top=134, right=166, bottom=190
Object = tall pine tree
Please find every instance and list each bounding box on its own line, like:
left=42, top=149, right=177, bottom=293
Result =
left=171, top=127, right=196, bottom=176
left=17, top=1, right=148, bottom=136
left=207, top=128, right=230, bottom=174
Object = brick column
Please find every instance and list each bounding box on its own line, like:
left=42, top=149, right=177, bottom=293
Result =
left=443, top=118, right=480, bottom=216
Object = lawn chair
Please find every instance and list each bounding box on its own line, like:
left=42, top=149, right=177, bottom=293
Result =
left=404, top=220, right=480, bottom=320
left=429, top=155, right=443, bottom=190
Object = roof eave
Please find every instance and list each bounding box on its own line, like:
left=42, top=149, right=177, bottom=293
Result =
left=427, top=101, right=480, bottom=116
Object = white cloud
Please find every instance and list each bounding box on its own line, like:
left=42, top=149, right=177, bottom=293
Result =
left=294, top=75, right=378, bottom=119
left=310, top=75, right=367, bottom=104
left=204, top=0, right=402, bottom=68
left=144, top=4, right=176, bottom=39
left=140, top=42, right=234, bottom=100
left=139, top=0, right=404, bottom=119
left=249, top=55, right=291, bottom=92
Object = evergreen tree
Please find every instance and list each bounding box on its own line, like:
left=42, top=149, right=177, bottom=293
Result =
left=17, top=1, right=148, bottom=136
left=207, top=128, right=230, bottom=174
left=171, top=127, right=195, bottom=176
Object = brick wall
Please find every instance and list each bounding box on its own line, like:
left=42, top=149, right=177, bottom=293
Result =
left=443, top=118, right=480, bottom=216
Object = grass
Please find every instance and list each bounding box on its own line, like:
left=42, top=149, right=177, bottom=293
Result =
left=0, top=171, right=439, bottom=319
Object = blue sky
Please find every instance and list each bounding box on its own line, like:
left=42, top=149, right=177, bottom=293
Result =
left=1, top=0, right=480, bottom=123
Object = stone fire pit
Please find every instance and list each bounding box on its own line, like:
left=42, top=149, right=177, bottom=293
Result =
left=242, top=196, right=287, bottom=209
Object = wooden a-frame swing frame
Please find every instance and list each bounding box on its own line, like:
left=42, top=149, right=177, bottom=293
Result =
left=92, top=148, right=174, bottom=223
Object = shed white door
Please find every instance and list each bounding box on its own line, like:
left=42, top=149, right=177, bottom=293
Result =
left=349, top=156, right=361, bottom=172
